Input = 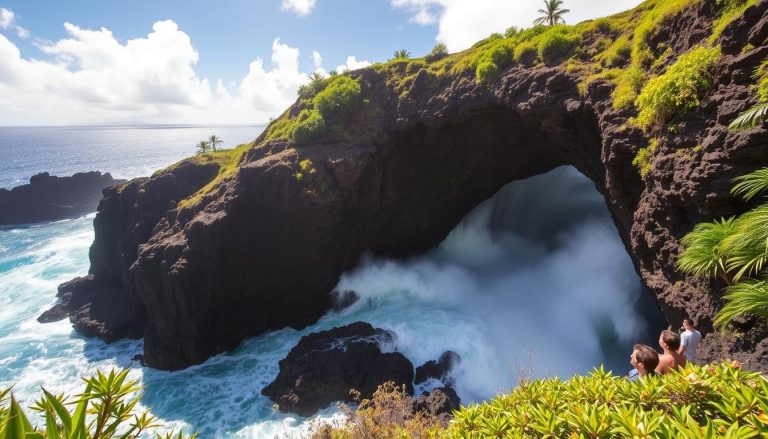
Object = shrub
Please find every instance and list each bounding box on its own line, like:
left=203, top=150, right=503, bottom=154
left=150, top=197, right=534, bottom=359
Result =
left=486, top=41, right=514, bottom=67
left=537, top=26, right=580, bottom=64
left=476, top=61, right=500, bottom=84
left=293, top=110, right=326, bottom=145
left=298, top=72, right=328, bottom=99
left=0, top=369, right=197, bottom=438
left=444, top=362, right=768, bottom=438
left=632, top=137, right=658, bottom=177
left=633, top=46, right=720, bottom=131
left=313, top=76, right=363, bottom=123
left=405, top=59, right=426, bottom=75
left=504, top=26, right=520, bottom=38
left=514, top=42, right=538, bottom=65
left=425, top=43, right=448, bottom=62
left=612, top=65, right=646, bottom=108
left=757, top=59, right=768, bottom=103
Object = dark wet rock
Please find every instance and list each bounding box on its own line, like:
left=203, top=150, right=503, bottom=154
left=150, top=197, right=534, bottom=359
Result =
left=262, top=322, right=414, bottom=416
left=413, top=387, right=461, bottom=424
left=56, top=0, right=768, bottom=372
left=36, top=303, right=69, bottom=323
left=415, top=351, right=461, bottom=386
left=0, top=172, right=125, bottom=225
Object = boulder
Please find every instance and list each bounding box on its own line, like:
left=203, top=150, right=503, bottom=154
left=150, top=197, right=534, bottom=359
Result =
left=262, top=322, right=414, bottom=416
left=413, top=387, right=461, bottom=424
left=415, top=351, right=461, bottom=386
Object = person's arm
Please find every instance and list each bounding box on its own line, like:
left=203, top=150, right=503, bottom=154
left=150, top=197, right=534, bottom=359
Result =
left=678, top=334, right=688, bottom=355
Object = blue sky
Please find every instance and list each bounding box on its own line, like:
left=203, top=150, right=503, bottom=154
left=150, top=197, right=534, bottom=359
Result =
left=0, top=0, right=642, bottom=126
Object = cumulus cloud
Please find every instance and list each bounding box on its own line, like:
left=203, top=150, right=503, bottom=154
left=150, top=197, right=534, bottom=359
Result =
left=0, top=7, right=29, bottom=39
left=391, top=0, right=643, bottom=52
left=0, top=19, right=319, bottom=125
left=335, top=56, right=371, bottom=73
left=281, top=0, right=317, bottom=16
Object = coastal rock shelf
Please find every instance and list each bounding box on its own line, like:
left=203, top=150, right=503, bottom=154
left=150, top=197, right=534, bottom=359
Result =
left=0, top=172, right=125, bottom=225
left=53, top=0, right=768, bottom=371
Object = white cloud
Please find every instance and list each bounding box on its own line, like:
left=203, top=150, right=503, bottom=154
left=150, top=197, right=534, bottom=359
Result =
left=391, top=0, right=643, bottom=52
left=312, top=50, right=322, bottom=69
left=0, top=7, right=13, bottom=28
left=335, top=56, right=371, bottom=73
left=0, top=20, right=318, bottom=125
left=0, top=7, right=29, bottom=39
left=281, top=0, right=317, bottom=16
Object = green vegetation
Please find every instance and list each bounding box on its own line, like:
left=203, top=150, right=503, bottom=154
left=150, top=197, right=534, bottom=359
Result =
left=632, top=137, right=659, bottom=177
left=391, top=49, right=411, bottom=60
left=293, top=109, right=326, bottom=146
left=679, top=167, right=768, bottom=328
left=633, top=46, right=720, bottom=131
left=729, top=104, right=768, bottom=129
left=536, top=25, right=580, bottom=64
left=710, top=0, right=757, bottom=43
left=313, top=76, right=363, bottom=123
left=425, top=43, right=448, bottom=62
left=316, top=362, right=768, bottom=438
left=207, top=135, right=223, bottom=152
left=195, top=140, right=210, bottom=155
left=298, top=72, right=330, bottom=99
left=0, top=369, right=196, bottom=439
left=175, top=143, right=250, bottom=211
left=596, top=33, right=631, bottom=67
left=475, top=61, right=500, bottom=84
left=533, top=0, right=570, bottom=26
left=513, top=41, right=538, bottom=65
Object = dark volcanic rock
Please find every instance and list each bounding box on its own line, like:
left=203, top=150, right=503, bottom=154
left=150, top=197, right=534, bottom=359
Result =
left=415, top=351, right=461, bottom=386
left=262, top=322, right=415, bottom=416
left=414, top=387, right=461, bottom=424
left=0, top=172, right=125, bottom=225
left=55, top=0, right=768, bottom=372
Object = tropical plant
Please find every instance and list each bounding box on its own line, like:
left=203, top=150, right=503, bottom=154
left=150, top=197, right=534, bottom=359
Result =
left=425, top=43, right=448, bottom=62
left=728, top=103, right=768, bottom=130
left=298, top=72, right=328, bottom=99
left=533, top=0, right=570, bottom=26
left=0, top=369, right=197, bottom=438
left=392, top=49, right=411, bottom=59
left=195, top=140, right=210, bottom=155
left=207, top=135, right=223, bottom=152
left=678, top=167, right=768, bottom=328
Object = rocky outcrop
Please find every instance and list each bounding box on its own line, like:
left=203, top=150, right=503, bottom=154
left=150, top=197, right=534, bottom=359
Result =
left=415, top=351, right=461, bottom=386
left=0, top=172, right=125, bottom=225
left=262, top=322, right=415, bottom=416
left=56, top=0, right=768, bottom=371
left=414, top=387, right=461, bottom=424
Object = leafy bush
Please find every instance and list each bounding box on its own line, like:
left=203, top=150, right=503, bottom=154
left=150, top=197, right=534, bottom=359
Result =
left=632, top=137, right=658, bottom=177
left=444, top=362, right=768, bottom=438
left=293, top=109, right=326, bottom=145
left=0, top=369, right=196, bottom=439
left=476, top=61, right=500, bottom=84
left=757, top=59, right=768, bottom=103
left=633, top=46, right=720, bottom=131
left=313, top=76, right=363, bottom=123
left=298, top=72, right=329, bottom=99
left=514, top=42, right=538, bottom=65
left=486, top=41, right=514, bottom=67
left=425, top=43, right=448, bottom=62
left=504, top=26, right=520, bottom=38
left=405, top=59, right=426, bottom=75
left=536, top=26, right=580, bottom=64
left=710, top=0, right=756, bottom=42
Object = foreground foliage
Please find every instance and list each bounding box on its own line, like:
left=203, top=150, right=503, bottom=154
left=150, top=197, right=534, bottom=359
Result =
left=0, top=369, right=195, bottom=439
left=315, top=362, right=767, bottom=438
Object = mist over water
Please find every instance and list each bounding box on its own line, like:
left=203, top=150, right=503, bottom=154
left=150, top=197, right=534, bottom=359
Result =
left=0, top=164, right=662, bottom=437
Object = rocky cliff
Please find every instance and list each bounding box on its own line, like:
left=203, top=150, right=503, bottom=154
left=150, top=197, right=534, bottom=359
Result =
left=56, top=0, right=768, bottom=371
left=0, top=172, right=125, bottom=225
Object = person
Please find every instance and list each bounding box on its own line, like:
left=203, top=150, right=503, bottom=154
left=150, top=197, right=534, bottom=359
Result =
left=656, top=330, right=686, bottom=374
left=679, top=318, right=702, bottom=363
left=628, top=344, right=660, bottom=381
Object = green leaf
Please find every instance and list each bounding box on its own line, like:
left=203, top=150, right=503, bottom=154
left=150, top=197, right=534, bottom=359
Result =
left=0, top=396, right=34, bottom=439
left=729, top=103, right=768, bottom=130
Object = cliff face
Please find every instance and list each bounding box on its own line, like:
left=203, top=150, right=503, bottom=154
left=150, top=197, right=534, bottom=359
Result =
left=61, top=0, right=768, bottom=370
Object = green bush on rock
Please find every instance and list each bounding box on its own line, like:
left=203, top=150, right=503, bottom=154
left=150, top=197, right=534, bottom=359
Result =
left=313, top=76, right=363, bottom=123
left=634, top=46, right=720, bottom=131
left=293, top=110, right=326, bottom=145
left=514, top=42, right=538, bottom=65
left=536, top=26, right=580, bottom=64
left=476, top=61, right=500, bottom=84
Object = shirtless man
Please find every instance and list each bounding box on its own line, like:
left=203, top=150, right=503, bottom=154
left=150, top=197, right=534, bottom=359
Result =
left=656, top=330, right=687, bottom=374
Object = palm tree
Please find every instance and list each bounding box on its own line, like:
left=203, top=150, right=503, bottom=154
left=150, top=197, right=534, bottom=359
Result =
left=195, top=140, right=210, bottom=155
left=392, top=49, right=411, bottom=59
left=715, top=280, right=768, bottom=328
left=533, top=0, right=569, bottom=26
left=208, top=135, right=223, bottom=152
left=677, top=218, right=737, bottom=285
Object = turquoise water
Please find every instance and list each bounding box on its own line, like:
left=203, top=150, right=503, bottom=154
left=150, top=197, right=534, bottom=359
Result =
left=0, top=127, right=660, bottom=437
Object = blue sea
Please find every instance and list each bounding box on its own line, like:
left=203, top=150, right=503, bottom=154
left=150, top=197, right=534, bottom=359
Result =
left=0, top=126, right=661, bottom=437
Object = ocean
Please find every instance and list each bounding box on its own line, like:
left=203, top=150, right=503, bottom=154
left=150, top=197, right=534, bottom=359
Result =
left=0, top=126, right=663, bottom=437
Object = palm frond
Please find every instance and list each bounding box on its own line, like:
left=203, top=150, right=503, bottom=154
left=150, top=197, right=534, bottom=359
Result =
left=714, top=279, right=768, bottom=329
left=722, top=205, right=768, bottom=282
left=728, top=103, right=768, bottom=130
left=678, top=218, right=738, bottom=281
left=731, top=167, right=768, bottom=202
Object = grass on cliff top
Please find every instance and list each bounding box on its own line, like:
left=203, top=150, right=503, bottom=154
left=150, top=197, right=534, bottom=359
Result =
left=174, top=143, right=251, bottom=211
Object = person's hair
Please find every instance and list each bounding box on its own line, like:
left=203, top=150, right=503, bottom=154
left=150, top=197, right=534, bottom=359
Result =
left=661, top=330, right=681, bottom=350
left=683, top=318, right=695, bottom=327
left=633, top=344, right=660, bottom=372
